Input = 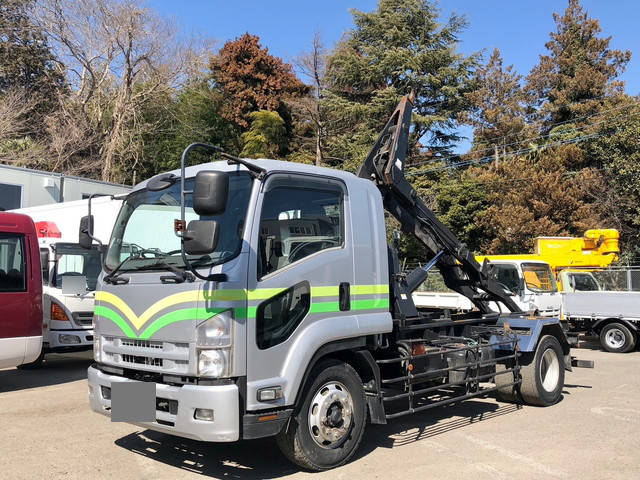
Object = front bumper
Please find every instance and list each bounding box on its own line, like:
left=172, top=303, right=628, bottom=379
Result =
left=48, top=328, right=94, bottom=350
left=88, top=365, right=239, bottom=442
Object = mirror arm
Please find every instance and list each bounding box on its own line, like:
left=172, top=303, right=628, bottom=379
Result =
left=222, top=153, right=267, bottom=179
left=84, top=193, right=110, bottom=248
left=179, top=143, right=242, bottom=282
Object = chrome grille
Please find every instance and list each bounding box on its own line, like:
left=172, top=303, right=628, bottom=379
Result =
left=120, top=339, right=162, bottom=349
left=121, top=354, right=163, bottom=367
left=101, top=336, right=190, bottom=374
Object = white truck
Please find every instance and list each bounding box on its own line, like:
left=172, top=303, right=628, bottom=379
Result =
left=12, top=197, right=123, bottom=366
left=414, top=259, right=562, bottom=317
left=562, top=290, right=640, bottom=353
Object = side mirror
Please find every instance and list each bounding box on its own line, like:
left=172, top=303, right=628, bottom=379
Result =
left=79, top=215, right=94, bottom=249
left=184, top=220, right=219, bottom=255
left=519, top=277, right=525, bottom=294
left=192, top=171, right=229, bottom=216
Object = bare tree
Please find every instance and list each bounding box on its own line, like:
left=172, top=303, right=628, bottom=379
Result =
left=35, top=0, right=207, bottom=181
left=293, top=31, right=327, bottom=166
left=0, top=89, right=36, bottom=141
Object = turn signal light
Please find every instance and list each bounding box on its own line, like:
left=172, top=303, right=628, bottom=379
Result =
left=51, top=302, right=69, bottom=322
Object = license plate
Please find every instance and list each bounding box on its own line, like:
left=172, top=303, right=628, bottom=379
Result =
left=110, top=381, right=155, bottom=422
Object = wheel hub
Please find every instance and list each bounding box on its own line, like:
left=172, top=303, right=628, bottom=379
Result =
left=539, top=347, right=560, bottom=392
left=308, top=382, right=353, bottom=448
left=605, top=328, right=625, bottom=349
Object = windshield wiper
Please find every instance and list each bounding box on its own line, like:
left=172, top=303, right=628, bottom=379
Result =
left=103, top=255, right=137, bottom=284
left=146, top=258, right=194, bottom=283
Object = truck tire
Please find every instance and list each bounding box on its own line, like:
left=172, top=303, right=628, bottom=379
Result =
left=519, top=335, right=564, bottom=406
left=276, top=360, right=366, bottom=471
left=494, top=363, right=520, bottom=403
left=599, top=323, right=636, bottom=353
left=16, top=348, right=45, bottom=369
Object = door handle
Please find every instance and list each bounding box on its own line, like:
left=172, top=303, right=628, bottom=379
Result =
left=339, top=282, right=350, bottom=311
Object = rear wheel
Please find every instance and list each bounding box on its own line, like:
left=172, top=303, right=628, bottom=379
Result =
left=276, top=360, right=366, bottom=471
left=600, top=323, right=636, bottom=353
left=519, top=335, right=564, bottom=406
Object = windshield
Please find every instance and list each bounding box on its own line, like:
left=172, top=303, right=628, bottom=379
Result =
left=54, top=244, right=102, bottom=291
left=570, top=273, right=600, bottom=291
left=522, top=263, right=557, bottom=293
left=105, top=172, right=253, bottom=272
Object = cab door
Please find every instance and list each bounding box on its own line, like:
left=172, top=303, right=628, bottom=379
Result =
left=0, top=233, right=29, bottom=368
left=245, top=173, right=355, bottom=410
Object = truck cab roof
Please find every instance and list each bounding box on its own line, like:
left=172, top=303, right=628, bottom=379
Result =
left=135, top=159, right=367, bottom=193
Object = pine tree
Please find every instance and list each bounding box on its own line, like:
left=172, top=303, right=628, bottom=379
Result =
left=323, top=0, right=478, bottom=170
left=526, top=0, right=630, bottom=127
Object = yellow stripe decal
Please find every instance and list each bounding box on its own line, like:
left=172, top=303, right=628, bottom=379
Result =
left=96, top=284, right=389, bottom=332
left=351, top=284, right=389, bottom=295
left=311, top=286, right=340, bottom=297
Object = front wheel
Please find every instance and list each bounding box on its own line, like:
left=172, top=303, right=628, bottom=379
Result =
left=600, top=323, right=636, bottom=353
left=276, top=360, right=366, bottom=471
left=519, top=335, right=565, bottom=406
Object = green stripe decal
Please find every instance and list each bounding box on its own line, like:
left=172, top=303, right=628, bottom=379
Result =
left=94, top=306, right=137, bottom=338
left=235, top=306, right=257, bottom=320
left=352, top=298, right=389, bottom=310
left=139, top=308, right=218, bottom=340
left=94, top=284, right=390, bottom=338
left=310, top=301, right=340, bottom=314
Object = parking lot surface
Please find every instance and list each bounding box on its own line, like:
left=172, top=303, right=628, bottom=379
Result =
left=1, top=341, right=639, bottom=480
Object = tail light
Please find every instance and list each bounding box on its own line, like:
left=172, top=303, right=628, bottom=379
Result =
left=51, top=302, right=69, bottom=322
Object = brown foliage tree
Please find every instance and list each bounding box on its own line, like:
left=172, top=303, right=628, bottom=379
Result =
left=526, top=0, right=631, bottom=127
left=472, top=145, right=604, bottom=253
left=210, top=33, right=308, bottom=129
left=463, top=49, right=530, bottom=153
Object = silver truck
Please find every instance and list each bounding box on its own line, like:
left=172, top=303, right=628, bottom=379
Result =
left=563, top=291, right=640, bottom=353
left=84, top=95, right=590, bottom=470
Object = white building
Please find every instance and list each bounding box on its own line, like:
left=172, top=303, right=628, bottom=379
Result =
left=0, top=164, right=131, bottom=210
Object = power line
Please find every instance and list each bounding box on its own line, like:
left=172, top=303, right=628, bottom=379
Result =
left=406, top=132, right=603, bottom=176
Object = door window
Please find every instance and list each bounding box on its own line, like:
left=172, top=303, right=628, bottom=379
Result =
left=258, top=185, right=343, bottom=278
left=492, top=264, right=520, bottom=294
left=256, top=282, right=311, bottom=349
left=0, top=234, right=26, bottom=292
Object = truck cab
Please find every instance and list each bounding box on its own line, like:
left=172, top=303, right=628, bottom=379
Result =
left=0, top=212, right=43, bottom=369
left=558, top=270, right=602, bottom=292
left=478, top=259, right=562, bottom=317
left=39, top=236, right=102, bottom=357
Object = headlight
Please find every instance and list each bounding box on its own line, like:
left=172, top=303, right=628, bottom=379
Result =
left=196, top=312, right=232, bottom=347
left=198, top=349, right=230, bottom=377
left=196, top=311, right=232, bottom=377
left=93, top=336, right=101, bottom=362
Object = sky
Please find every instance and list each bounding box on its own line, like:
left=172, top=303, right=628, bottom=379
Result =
left=149, top=0, right=640, bottom=151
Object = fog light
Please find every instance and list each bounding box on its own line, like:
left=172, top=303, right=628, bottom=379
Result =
left=257, top=386, right=283, bottom=402
left=59, top=334, right=81, bottom=344
left=194, top=408, right=214, bottom=421
left=101, top=386, right=111, bottom=400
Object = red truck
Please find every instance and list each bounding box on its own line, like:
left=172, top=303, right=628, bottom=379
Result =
left=0, top=212, right=43, bottom=369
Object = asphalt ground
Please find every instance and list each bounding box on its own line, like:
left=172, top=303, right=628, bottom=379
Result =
left=1, top=339, right=639, bottom=480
